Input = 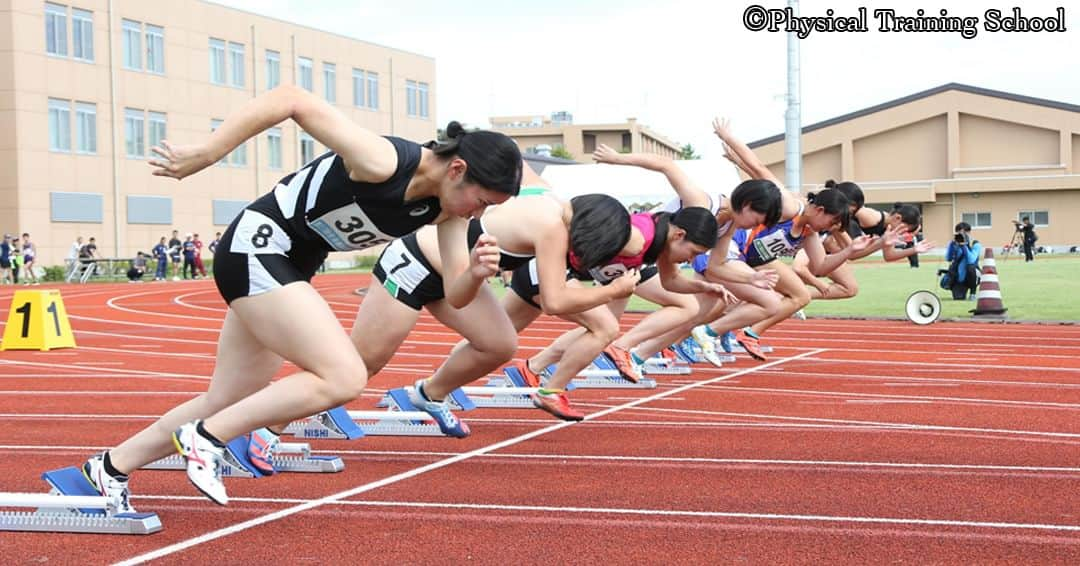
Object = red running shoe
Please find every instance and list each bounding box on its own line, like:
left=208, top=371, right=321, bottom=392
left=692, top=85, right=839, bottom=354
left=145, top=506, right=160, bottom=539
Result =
left=736, top=329, right=767, bottom=361
left=603, top=345, right=642, bottom=383
left=531, top=392, right=585, bottom=421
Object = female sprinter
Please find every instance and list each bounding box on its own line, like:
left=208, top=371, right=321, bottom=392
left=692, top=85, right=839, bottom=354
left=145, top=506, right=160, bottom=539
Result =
left=792, top=181, right=932, bottom=302
left=78, top=84, right=523, bottom=508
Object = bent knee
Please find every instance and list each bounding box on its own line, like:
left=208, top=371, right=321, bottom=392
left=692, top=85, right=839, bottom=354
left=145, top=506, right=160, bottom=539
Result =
left=589, top=317, right=621, bottom=344
left=319, top=359, right=370, bottom=405
left=473, top=333, right=518, bottom=362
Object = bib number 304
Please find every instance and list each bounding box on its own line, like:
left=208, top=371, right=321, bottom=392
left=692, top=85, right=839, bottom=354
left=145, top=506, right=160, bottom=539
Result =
left=307, top=204, right=393, bottom=251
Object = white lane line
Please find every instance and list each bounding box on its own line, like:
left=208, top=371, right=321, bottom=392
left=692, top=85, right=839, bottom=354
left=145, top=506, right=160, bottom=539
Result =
left=111, top=349, right=825, bottom=565
left=128, top=496, right=1080, bottom=533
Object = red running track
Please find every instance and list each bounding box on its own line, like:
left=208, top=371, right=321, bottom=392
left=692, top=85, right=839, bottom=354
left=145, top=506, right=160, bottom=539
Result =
left=0, top=276, right=1078, bottom=564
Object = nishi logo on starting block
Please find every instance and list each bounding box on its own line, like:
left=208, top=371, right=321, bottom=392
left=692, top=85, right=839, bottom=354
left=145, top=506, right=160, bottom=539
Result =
left=1, top=290, right=76, bottom=351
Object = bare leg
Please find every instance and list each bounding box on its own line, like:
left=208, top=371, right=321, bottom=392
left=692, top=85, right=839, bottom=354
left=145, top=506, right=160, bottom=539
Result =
left=613, top=276, right=697, bottom=350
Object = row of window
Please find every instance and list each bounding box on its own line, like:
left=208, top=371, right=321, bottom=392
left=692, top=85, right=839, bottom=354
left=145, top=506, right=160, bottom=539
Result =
left=961, top=211, right=1050, bottom=229
left=50, top=191, right=248, bottom=226
left=43, top=3, right=426, bottom=116
left=49, top=98, right=319, bottom=168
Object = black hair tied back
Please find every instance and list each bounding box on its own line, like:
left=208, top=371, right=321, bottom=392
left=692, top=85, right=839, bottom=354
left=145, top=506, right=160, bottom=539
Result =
left=429, top=120, right=522, bottom=196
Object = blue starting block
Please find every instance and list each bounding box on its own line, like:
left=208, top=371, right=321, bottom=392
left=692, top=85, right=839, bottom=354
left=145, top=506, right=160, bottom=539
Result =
left=560, top=354, right=658, bottom=389
left=288, top=391, right=460, bottom=439
left=0, top=467, right=162, bottom=534
left=144, top=434, right=344, bottom=475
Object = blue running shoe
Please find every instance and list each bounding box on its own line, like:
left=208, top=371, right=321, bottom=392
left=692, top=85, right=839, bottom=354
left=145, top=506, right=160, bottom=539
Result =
left=408, top=379, right=471, bottom=438
left=719, top=331, right=735, bottom=354
left=671, top=338, right=703, bottom=364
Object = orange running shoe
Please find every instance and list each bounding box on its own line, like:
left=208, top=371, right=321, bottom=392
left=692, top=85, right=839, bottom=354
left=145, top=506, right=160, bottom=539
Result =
left=512, top=359, right=542, bottom=388
left=736, top=329, right=767, bottom=361
left=531, top=391, right=585, bottom=421
left=603, top=345, right=642, bottom=383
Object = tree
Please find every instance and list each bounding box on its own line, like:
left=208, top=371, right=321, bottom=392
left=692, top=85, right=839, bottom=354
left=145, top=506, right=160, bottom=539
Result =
left=680, top=143, right=701, bottom=160
left=550, top=145, right=574, bottom=160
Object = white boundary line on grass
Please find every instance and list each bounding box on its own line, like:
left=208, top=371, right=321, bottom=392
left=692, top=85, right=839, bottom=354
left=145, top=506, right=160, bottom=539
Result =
left=110, top=349, right=824, bottom=565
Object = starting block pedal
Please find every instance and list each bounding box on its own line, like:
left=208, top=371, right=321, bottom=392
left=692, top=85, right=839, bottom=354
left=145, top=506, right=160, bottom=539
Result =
left=560, top=355, right=658, bottom=389
left=289, top=392, right=453, bottom=439
left=641, top=355, right=692, bottom=375
left=0, top=467, right=162, bottom=534
left=144, top=435, right=343, bottom=475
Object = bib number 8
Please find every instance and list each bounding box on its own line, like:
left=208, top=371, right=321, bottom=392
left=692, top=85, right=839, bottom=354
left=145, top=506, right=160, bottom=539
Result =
left=251, top=224, right=274, bottom=249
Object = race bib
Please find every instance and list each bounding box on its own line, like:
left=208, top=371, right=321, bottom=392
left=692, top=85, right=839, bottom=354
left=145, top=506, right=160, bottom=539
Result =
left=307, top=203, right=394, bottom=251
left=378, top=240, right=430, bottom=295
left=752, top=230, right=795, bottom=261
left=588, top=263, right=628, bottom=284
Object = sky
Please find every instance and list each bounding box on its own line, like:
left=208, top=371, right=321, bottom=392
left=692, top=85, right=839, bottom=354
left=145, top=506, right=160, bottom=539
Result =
left=212, top=0, right=1077, bottom=158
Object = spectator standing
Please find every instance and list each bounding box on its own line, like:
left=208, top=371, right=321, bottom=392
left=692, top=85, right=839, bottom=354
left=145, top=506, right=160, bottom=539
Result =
left=207, top=232, right=221, bottom=274
left=1020, top=217, right=1038, bottom=262
left=0, top=234, right=11, bottom=284
left=21, top=233, right=38, bottom=284
left=151, top=237, right=169, bottom=281
left=182, top=234, right=197, bottom=279
left=10, top=240, right=21, bottom=284
left=68, top=236, right=83, bottom=273
left=168, top=230, right=182, bottom=281
left=192, top=233, right=208, bottom=277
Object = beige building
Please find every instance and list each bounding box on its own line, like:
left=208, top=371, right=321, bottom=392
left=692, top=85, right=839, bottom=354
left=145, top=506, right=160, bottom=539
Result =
left=748, top=83, right=1080, bottom=248
left=491, top=112, right=682, bottom=163
left=1, top=0, right=436, bottom=266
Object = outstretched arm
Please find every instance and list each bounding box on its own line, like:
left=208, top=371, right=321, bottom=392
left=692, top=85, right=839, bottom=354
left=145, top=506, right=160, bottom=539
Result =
left=593, top=144, right=709, bottom=209
left=150, top=84, right=398, bottom=184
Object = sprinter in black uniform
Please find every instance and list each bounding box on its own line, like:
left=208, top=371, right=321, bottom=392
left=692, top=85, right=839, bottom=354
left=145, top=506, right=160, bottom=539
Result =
left=77, top=84, right=522, bottom=509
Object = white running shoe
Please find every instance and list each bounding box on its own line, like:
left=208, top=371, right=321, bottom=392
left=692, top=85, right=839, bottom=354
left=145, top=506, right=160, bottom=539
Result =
left=173, top=420, right=229, bottom=505
left=690, top=325, right=725, bottom=368
left=792, top=309, right=807, bottom=320
left=82, top=453, right=135, bottom=514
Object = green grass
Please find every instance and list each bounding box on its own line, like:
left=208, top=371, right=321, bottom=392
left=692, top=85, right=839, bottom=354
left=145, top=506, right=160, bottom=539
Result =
left=324, top=255, right=1080, bottom=322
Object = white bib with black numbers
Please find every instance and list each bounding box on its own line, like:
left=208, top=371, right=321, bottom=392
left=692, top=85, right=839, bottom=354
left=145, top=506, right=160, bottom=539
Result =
left=588, top=263, right=628, bottom=284
left=751, top=228, right=800, bottom=262
left=378, top=239, right=430, bottom=294
left=306, top=203, right=395, bottom=251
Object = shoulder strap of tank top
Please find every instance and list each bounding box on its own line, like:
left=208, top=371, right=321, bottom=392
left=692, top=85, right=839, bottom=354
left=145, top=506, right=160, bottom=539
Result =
left=642, top=214, right=669, bottom=265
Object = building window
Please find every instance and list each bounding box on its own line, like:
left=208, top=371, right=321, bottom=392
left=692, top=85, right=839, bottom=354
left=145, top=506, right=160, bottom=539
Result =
left=323, top=62, right=336, bottom=103
left=366, top=71, right=379, bottom=110
left=1018, top=210, right=1049, bottom=227
left=208, top=38, right=226, bottom=84
left=418, top=82, right=429, bottom=118
left=299, top=131, right=315, bottom=165
left=124, top=108, right=145, bottom=158
left=621, top=133, right=632, bottom=152
left=266, top=50, right=280, bottom=89
left=583, top=134, right=596, bottom=154
left=961, top=212, right=992, bottom=229
left=228, top=42, right=245, bottom=88
left=148, top=111, right=166, bottom=151
left=145, top=24, right=164, bottom=74
left=352, top=68, right=365, bottom=108
left=74, top=102, right=96, bottom=154
left=48, top=98, right=71, bottom=152
left=406, top=80, right=417, bottom=117
left=122, top=19, right=142, bottom=70
left=71, top=8, right=93, bottom=62
left=45, top=3, right=67, bottom=56
left=297, top=57, right=313, bottom=91
left=267, top=127, right=282, bottom=170
left=211, top=119, right=228, bottom=165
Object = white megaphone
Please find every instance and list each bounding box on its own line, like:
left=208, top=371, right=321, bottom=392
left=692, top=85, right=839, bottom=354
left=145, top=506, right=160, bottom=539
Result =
left=905, top=290, right=941, bottom=325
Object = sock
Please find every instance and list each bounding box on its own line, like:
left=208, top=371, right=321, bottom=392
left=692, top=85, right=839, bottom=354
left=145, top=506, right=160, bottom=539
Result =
left=196, top=420, right=226, bottom=448
left=538, top=387, right=564, bottom=395
left=704, top=325, right=720, bottom=338
left=418, top=380, right=443, bottom=403
left=743, top=327, right=760, bottom=339
left=630, top=350, right=646, bottom=365
left=102, top=452, right=128, bottom=481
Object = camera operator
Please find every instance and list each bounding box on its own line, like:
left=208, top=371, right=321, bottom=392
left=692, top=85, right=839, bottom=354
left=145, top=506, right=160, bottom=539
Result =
left=1015, top=217, right=1038, bottom=262
left=942, top=222, right=981, bottom=300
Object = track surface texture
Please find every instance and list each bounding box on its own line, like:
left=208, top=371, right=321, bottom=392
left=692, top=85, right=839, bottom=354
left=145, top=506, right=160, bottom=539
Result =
left=1, top=276, right=1077, bottom=564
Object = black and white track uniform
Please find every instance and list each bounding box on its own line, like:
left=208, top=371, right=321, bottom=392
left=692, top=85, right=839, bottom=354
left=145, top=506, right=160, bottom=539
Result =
left=214, top=137, right=441, bottom=304
left=374, top=218, right=534, bottom=310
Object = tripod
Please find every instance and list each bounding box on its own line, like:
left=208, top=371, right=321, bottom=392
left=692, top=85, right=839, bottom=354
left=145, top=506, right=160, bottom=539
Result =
left=1001, top=227, right=1024, bottom=261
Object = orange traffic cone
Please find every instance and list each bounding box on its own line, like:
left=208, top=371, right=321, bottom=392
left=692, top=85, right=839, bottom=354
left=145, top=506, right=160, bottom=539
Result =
left=971, top=248, right=1007, bottom=318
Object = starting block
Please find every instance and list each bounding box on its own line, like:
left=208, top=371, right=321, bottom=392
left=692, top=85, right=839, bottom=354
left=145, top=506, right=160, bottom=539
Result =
left=0, top=467, right=161, bottom=534
left=144, top=434, right=343, bottom=475
left=287, top=394, right=456, bottom=439
left=640, top=354, right=692, bottom=375
left=560, top=354, right=658, bottom=389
